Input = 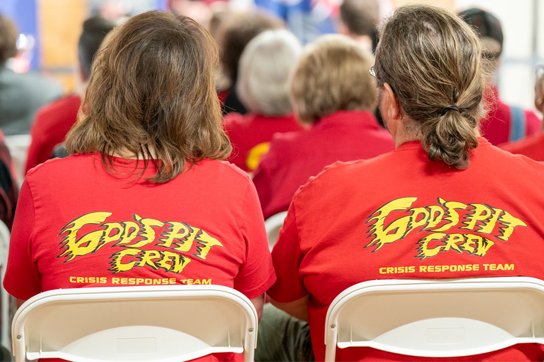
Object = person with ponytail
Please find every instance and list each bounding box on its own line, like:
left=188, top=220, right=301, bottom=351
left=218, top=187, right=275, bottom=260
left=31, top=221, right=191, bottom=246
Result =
left=263, top=5, right=544, bottom=362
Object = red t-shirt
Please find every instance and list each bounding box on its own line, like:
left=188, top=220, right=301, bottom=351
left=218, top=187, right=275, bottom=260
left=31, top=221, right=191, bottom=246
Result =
left=223, top=113, right=303, bottom=172
left=269, top=138, right=544, bottom=362
left=25, top=94, right=81, bottom=174
left=5, top=154, right=276, bottom=362
left=253, top=110, right=395, bottom=219
left=501, top=132, right=544, bottom=161
left=480, top=87, right=541, bottom=146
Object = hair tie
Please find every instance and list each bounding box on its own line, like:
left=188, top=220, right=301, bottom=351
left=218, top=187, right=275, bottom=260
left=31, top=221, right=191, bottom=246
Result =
left=442, top=105, right=460, bottom=115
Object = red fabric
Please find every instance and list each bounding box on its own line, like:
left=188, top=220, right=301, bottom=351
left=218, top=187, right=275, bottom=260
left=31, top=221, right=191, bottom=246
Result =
left=268, top=138, right=544, bottom=361
left=5, top=154, right=275, bottom=362
left=501, top=132, right=544, bottom=161
left=253, top=110, right=395, bottom=219
left=480, top=87, right=541, bottom=146
left=218, top=89, right=229, bottom=104
left=25, top=94, right=81, bottom=174
left=224, top=113, right=303, bottom=172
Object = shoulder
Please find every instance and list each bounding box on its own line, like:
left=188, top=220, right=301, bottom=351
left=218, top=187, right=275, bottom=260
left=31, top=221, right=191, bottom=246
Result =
left=481, top=141, right=544, bottom=171
left=26, top=153, right=93, bottom=179
left=191, top=159, right=252, bottom=184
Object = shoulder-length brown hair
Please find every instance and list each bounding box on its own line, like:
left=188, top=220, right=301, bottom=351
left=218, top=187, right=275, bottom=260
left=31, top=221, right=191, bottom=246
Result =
left=66, top=11, right=231, bottom=183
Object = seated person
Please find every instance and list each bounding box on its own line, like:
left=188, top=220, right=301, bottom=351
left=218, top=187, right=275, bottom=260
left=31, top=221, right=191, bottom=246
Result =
left=215, top=11, right=284, bottom=115
left=253, top=34, right=394, bottom=219
left=224, top=29, right=303, bottom=172
left=4, top=11, right=275, bottom=362
left=337, top=0, right=380, bottom=52
left=25, top=16, right=115, bottom=174
left=0, top=15, right=63, bottom=136
left=501, top=65, right=544, bottom=160
left=459, top=8, right=541, bottom=145
left=265, top=5, right=544, bottom=362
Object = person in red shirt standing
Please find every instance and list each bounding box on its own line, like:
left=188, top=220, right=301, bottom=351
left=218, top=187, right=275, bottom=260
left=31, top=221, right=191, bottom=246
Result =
left=25, top=16, right=115, bottom=175
left=458, top=8, right=541, bottom=146
left=224, top=29, right=303, bottom=173
left=5, top=12, right=275, bottom=362
left=253, top=34, right=394, bottom=220
left=261, top=5, right=544, bottom=362
left=501, top=65, right=544, bottom=160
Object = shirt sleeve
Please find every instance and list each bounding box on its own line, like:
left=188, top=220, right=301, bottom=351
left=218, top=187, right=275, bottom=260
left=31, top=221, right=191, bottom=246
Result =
left=233, top=182, right=276, bottom=299
left=4, top=179, right=41, bottom=300
left=267, top=202, right=308, bottom=302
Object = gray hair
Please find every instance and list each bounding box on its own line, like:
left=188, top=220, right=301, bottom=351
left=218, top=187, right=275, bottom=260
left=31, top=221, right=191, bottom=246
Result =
left=237, top=29, right=302, bottom=116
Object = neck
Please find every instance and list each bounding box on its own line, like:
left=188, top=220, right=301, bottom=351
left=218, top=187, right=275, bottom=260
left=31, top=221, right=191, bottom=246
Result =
left=393, top=123, right=481, bottom=149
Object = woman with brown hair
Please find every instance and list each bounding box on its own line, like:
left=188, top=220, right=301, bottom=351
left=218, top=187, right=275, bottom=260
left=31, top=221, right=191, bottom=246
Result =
left=4, top=11, right=275, bottom=361
left=265, top=5, right=544, bottom=362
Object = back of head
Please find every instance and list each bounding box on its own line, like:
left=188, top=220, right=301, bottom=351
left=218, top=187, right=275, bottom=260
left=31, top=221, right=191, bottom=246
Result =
left=339, top=0, right=380, bottom=37
left=375, top=5, right=486, bottom=169
left=0, top=15, right=18, bottom=66
left=291, top=34, right=376, bottom=124
left=78, top=16, right=116, bottom=81
left=458, top=7, right=503, bottom=74
left=216, top=11, right=284, bottom=83
left=66, top=11, right=230, bottom=183
left=237, top=29, right=302, bottom=116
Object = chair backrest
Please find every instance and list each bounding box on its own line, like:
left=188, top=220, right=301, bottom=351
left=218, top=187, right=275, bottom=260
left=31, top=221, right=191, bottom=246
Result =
left=324, top=277, right=544, bottom=361
left=0, top=219, right=11, bottom=352
left=12, top=285, right=258, bottom=362
left=264, top=211, right=288, bottom=250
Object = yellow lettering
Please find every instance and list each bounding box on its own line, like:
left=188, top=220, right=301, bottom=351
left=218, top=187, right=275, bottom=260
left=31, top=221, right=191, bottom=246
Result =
left=408, top=208, right=429, bottom=231
left=59, top=212, right=112, bottom=261
left=416, top=233, right=445, bottom=260
left=115, top=221, right=139, bottom=245
left=477, top=206, right=502, bottom=234
left=497, top=211, right=527, bottom=241
left=505, top=264, right=514, bottom=271
left=138, top=250, right=161, bottom=270
left=433, top=199, right=467, bottom=232
left=109, top=248, right=141, bottom=273
left=158, top=222, right=191, bottom=248
left=425, top=205, right=445, bottom=229
left=461, top=204, right=493, bottom=231
left=366, top=197, right=417, bottom=251
left=124, top=215, right=164, bottom=248
left=193, top=229, right=223, bottom=260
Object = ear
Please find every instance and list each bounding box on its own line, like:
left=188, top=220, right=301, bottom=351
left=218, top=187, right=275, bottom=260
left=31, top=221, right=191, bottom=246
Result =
left=380, top=82, right=402, bottom=135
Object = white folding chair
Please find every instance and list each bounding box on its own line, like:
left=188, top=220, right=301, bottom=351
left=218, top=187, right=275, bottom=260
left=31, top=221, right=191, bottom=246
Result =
left=264, top=211, right=288, bottom=250
left=0, top=220, right=11, bottom=352
left=12, top=285, right=258, bottom=362
left=324, top=277, right=544, bottom=361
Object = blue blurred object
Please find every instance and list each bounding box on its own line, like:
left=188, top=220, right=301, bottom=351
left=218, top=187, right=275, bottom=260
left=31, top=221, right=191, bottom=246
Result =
left=0, top=0, right=39, bottom=70
left=154, top=0, right=169, bottom=10
left=255, top=0, right=337, bottom=44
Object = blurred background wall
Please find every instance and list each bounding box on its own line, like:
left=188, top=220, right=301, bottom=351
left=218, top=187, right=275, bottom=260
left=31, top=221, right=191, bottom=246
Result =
left=2, top=0, right=541, bottom=112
